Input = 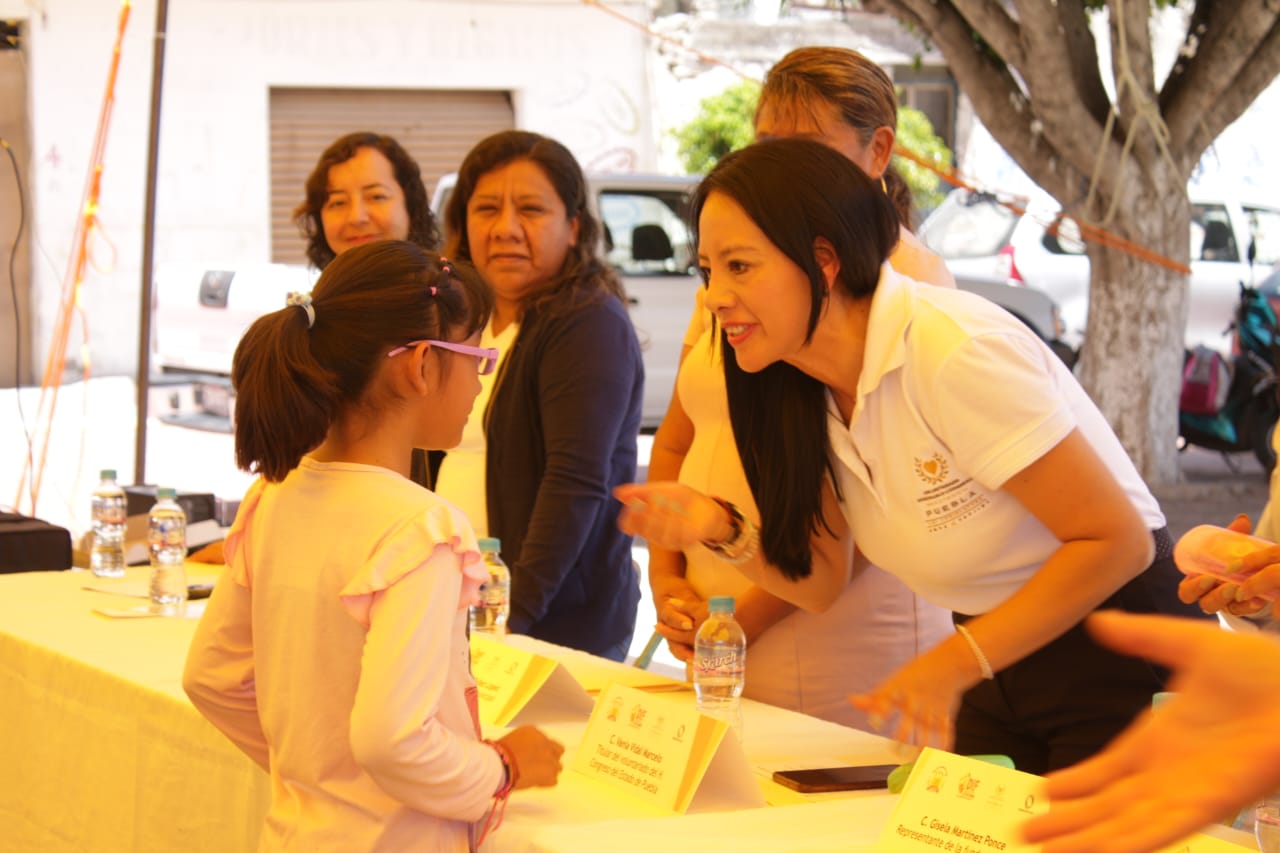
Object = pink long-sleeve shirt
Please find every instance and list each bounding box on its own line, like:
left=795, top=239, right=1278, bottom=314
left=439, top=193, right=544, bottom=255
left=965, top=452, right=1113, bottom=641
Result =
left=183, top=458, right=502, bottom=852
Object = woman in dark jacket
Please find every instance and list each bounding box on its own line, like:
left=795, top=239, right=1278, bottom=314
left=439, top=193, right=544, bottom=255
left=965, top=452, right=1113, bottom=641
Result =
left=438, top=130, right=642, bottom=660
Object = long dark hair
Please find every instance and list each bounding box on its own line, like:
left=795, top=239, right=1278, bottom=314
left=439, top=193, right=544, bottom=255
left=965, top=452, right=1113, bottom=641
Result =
left=443, top=130, right=623, bottom=316
left=232, top=240, right=490, bottom=482
left=691, top=138, right=899, bottom=579
left=293, top=132, right=440, bottom=270
left=757, top=46, right=915, bottom=231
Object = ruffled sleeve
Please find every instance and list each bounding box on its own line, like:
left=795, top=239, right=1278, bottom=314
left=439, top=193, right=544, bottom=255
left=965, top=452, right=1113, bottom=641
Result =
left=224, top=477, right=267, bottom=589
left=339, top=500, right=486, bottom=628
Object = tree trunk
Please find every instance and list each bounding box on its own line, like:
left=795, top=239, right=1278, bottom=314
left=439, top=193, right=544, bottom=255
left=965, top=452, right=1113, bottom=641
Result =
left=1073, top=184, right=1190, bottom=486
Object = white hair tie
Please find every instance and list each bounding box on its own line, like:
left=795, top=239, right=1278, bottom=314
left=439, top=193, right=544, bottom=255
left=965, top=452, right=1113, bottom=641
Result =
left=286, top=291, right=315, bottom=329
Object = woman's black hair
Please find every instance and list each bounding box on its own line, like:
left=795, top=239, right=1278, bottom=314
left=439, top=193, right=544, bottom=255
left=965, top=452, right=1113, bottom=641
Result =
left=689, top=137, right=899, bottom=579
left=232, top=240, right=490, bottom=482
left=443, top=130, right=623, bottom=317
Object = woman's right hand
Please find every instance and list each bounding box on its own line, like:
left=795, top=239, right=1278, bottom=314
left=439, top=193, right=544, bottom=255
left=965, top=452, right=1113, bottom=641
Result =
left=613, top=482, right=732, bottom=552
left=496, top=726, right=565, bottom=789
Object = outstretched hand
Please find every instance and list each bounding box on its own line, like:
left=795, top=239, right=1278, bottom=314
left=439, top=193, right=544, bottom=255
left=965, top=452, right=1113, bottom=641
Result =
left=614, top=482, right=730, bottom=552
left=1020, top=611, right=1280, bottom=853
left=849, top=642, right=974, bottom=751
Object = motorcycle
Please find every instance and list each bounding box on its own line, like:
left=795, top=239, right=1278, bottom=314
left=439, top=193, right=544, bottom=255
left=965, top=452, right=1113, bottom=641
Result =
left=1178, top=278, right=1280, bottom=472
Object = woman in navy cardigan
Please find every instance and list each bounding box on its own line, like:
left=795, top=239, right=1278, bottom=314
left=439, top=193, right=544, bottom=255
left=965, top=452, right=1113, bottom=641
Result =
left=437, top=130, right=642, bottom=660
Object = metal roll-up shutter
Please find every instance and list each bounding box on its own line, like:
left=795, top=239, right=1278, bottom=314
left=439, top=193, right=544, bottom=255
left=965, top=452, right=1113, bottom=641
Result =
left=269, top=88, right=515, bottom=264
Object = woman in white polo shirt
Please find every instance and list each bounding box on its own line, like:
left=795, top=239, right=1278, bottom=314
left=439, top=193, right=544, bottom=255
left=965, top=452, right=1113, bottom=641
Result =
left=645, top=46, right=954, bottom=731
left=617, top=136, right=1210, bottom=775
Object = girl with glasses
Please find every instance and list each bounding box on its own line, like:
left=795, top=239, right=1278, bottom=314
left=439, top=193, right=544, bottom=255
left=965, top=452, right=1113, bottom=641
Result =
left=183, top=241, right=563, bottom=851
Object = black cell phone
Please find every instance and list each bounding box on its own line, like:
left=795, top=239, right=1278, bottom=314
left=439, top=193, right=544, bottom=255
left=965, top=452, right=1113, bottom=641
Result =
left=187, top=583, right=215, bottom=600
left=772, top=764, right=897, bottom=793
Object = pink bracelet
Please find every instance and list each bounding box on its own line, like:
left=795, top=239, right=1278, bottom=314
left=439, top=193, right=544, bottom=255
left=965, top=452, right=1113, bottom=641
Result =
left=477, top=740, right=517, bottom=844
left=489, top=739, right=519, bottom=794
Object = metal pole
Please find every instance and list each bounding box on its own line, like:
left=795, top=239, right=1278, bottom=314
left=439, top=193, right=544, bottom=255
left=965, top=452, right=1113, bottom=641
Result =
left=133, top=0, right=169, bottom=485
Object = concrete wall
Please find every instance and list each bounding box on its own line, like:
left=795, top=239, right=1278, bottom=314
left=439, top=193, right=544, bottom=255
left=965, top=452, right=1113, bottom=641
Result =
left=0, top=0, right=653, bottom=378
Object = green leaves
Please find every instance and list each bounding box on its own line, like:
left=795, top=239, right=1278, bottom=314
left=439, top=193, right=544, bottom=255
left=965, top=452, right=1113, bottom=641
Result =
left=893, top=106, right=953, bottom=217
left=673, top=80, right=761, bottom=175
left=672, top=79, right=953, bottom=218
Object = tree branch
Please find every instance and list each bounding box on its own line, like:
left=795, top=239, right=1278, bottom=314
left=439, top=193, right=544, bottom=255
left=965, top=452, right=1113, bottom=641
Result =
left=1183, top=18, right=1280, bottom=163
left=1163, top=0, right=1280, bottom=157
left=1054, top=0, right=1112, bottom=125
left=871, top=0, right=1088, bottom=202
left=947, top=0, right=1024, bottom=67
left=1003, top=0, right=1116, bottom=185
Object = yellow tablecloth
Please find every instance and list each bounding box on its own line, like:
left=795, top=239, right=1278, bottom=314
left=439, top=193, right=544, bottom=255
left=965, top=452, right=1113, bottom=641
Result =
left=1, top=570, right=1263, bottom=853
left=0, top=569, right=907, bottom=853
left=0, top=567, right=268, bottom=852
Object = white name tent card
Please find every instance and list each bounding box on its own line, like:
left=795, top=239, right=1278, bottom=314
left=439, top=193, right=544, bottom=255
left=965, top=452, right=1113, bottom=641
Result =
left=570, top=682, right=764, bottom=815
left=878, top=748, right=1046, bottom=852
left=469, top=633, right=594, bottom=726
left=879, top=748, right=1253, bottom=853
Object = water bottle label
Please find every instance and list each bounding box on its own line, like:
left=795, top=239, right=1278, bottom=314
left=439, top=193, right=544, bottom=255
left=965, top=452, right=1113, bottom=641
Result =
left=95, top=506, right=127, bottom=524
left=695, top=651, right=741, bottom=673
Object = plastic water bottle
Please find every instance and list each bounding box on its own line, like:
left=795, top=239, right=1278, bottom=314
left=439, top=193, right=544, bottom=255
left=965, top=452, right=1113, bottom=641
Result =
left=147, top=488, right=187, bottom=615
left=1258, top=795, right=1280, bottom=853
left=469, top=538, right=511, bottom=636
left=693, top=595, right=746, bottom=742
left=89, top=469, right=127, bottom=577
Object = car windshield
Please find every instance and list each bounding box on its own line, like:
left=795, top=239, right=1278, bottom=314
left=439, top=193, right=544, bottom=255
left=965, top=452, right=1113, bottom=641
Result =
left=920, top=191, right=1020, bottom=258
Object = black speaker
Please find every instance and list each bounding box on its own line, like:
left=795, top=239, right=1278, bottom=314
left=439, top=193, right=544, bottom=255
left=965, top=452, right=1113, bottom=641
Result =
left=123, top=485, right=217, bottom=525
left=0, top=512, right=72, bottom=573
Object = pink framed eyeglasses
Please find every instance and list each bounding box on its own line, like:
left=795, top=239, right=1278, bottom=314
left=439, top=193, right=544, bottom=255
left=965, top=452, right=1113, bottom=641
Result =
left=386, top=340, right=499, bottom=375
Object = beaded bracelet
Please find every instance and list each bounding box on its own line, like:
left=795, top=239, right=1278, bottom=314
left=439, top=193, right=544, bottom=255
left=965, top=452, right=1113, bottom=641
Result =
left=477, top=739, right=518, bottom=844
left=955, top=624, right=995, bottom=680
left=701, top=497, right=760, bottom=564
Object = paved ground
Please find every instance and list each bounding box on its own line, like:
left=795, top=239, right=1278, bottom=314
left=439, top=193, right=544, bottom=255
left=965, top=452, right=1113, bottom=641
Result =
left=1151, top=445, right=1273, bottom=539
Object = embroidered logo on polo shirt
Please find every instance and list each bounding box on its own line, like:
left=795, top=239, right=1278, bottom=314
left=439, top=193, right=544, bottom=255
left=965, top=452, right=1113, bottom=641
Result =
left=914, top=452, right=992, bottom=532
left=914, top=453, right=949, bottom=485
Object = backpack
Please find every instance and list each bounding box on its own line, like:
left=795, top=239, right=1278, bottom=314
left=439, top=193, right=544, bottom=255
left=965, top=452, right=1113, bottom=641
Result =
left=1180, top=345, right=1231, bottom=415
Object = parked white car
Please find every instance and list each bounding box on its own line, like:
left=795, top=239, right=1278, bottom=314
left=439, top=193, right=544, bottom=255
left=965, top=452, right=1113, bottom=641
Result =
left=917, top=186, right=1280, bottom=352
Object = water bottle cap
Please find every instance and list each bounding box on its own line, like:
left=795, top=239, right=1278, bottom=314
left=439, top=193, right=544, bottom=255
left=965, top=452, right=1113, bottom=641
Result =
left=156, top=487, right=177, bottom=500
left=100, top=468, right=117, bottom=480
left=708, top=595, right=735, bottom=613
left=478, top=537, right=501, bottom=552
